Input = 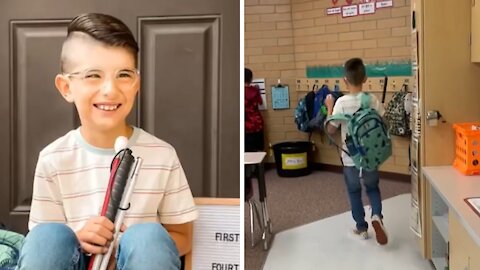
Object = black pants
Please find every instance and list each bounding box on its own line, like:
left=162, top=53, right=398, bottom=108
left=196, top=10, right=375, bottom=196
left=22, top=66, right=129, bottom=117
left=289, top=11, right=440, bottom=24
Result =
left=245, top=130, right=264, bottom=152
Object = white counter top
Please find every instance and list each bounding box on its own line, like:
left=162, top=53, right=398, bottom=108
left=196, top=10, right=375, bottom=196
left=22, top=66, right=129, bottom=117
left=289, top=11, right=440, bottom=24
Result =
left=423, top=166, right=480, bottom=246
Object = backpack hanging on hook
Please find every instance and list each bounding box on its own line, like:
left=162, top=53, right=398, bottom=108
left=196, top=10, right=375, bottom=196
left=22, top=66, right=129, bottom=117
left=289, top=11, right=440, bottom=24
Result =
left=384, top=84, right=412, bottom=137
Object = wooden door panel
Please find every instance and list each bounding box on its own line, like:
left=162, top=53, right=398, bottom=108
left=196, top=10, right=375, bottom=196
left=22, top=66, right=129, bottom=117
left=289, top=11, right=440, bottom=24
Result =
left=139, top=16, right=220, bottom=197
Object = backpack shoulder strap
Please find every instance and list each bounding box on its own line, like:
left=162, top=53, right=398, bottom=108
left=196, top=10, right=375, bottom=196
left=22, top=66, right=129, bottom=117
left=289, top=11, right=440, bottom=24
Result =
left=360, top=92, right=371, bottom=109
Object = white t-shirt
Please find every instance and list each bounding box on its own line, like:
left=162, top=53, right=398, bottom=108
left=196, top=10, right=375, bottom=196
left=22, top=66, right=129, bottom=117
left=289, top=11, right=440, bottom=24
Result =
left=330, top=92, right=385, bottom=166
left=29, top=127, right=198, bottom=232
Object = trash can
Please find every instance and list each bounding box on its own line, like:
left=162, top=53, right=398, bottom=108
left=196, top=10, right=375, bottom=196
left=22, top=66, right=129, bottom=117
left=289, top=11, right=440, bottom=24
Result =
left=272, top=141, right=312, bottom=177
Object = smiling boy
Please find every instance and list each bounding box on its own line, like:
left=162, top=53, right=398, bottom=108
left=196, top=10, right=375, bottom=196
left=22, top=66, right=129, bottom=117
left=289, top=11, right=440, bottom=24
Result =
left=16, top=13, right=198, bottom=270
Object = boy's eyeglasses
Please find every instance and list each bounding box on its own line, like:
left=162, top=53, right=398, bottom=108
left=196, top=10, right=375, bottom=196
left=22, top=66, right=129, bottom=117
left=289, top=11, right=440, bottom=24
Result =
left=63, top=68, right=140, bottom=90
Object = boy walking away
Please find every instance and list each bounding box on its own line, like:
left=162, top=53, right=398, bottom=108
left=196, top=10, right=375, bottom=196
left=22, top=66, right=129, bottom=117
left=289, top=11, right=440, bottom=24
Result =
left=324, top=58, right=388, bottom=245
left=17, top=13, right=198, bottom=270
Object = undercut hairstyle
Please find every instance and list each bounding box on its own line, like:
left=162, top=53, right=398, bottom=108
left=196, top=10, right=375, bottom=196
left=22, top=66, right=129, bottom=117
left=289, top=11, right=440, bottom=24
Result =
left=344, top=58, right=366, bottom=86
left=61, top=13, right=139, bottom=72
left=245, top=68, right=253, bottom=84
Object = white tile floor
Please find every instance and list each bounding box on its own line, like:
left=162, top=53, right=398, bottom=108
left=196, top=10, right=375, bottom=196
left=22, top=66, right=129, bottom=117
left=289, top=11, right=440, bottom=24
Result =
left=263, top=194, right=434, bottom=270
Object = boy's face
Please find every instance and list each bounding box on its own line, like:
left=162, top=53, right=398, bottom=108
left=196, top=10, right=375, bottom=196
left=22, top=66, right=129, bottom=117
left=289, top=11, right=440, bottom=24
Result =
left=55, top=36, right=139, bottom=133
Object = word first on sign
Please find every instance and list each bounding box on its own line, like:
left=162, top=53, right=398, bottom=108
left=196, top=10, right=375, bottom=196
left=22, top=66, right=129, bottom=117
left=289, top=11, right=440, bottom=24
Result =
left=185, top=198, right=240, bottom=270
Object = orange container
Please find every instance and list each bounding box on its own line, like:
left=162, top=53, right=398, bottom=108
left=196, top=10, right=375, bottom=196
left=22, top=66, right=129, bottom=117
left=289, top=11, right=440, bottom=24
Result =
left=453, top=122, right=480, bottom=175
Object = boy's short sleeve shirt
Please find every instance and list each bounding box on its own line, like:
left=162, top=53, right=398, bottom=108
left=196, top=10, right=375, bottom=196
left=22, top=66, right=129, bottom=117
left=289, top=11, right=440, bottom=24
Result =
left=28, top=127, right=198, bottom=231
left=330, top=92, right=385, bottom=166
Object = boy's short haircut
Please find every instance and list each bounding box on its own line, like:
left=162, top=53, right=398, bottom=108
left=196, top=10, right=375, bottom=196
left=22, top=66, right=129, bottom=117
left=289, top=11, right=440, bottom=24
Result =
left=61, top=13, right=139, bottom=72
left=344, top=58, right=366, bottom=86
left=245, top=68, right=253, bottom=84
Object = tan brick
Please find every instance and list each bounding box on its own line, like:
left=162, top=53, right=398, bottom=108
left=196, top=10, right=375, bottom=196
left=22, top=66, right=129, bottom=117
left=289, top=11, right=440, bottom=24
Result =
left=260, top=29, right=293, bottom=38
left=246, top=38, right=278, bottom=47
left=246, top=22, right=276, bottom=31
left=293, top=18, right=315, bottom=28
left=268, top=117, right=287, bottom=125
left=244, top=31, right=262, bottom=40
left=249, top=55, right=279, bottom=64
left=280, top=70, right=298, bottom=78
left=294, top=36, right=318, bottom=45
left=392, top=46, right=411, bottom=57
left=255, top=70, right=281, bottom=78
left=245, top=6, right=275, bottom=15
left=294, top=26, right=326, bottom=36
left=284, top=117, right=295, bottom=124
left=244, top=63, right=265, bottom=72
left=325, top=23, right=350, bottom=33
left=260, top=0, right=290, bottom=4
left=267, top=132, right=286, bottom=142
left=295, top=9, right=325, bottom=20
left=296, top=52, right=316, bottom=61
left=364, top=9, right=392, bottom=20
left=262, top=46, right=295, bottom=55
left=245, top=15, right=260, bottom=24
left=295, top=43, right=328, bottom=53
left=277, top=21, right=293, bottom=30
left=245, top=47, right=263, bottom=56
left=279, top=54, right=295, bottom=62
left=316, top=33, right=339, bottom=43
left=394, top=0, right=407, bottom=7
left=378, top=37, right=406, bottom=48
left=327, top=41, right=352, bottom=51
left=295, top=61, right=307, bottom=69
left=364, top=48, right=391, bottom=58
left=245, top=0, right=259, bottom=5
left=377, top=17, right=405, bottom=29
left=364, top=29, right=391, bottom=39
left=352, top=39, right=377, bottom=49
left=313, top=1, right=332, bottom=9
left=278, top=37, right=294, bottom=46
left=276, top=4, right=291, bottom=13
left=285, top=131, right=309, bottom=140
left=316, top=51, right=339, bottom=60
left=350, top=21, right=377, bottom=31
left=339, top=49, right=364, bottom=59
left=339, top=31, right=364, bottom=41
left=314, top=16, right=338, bottom=26
left=391, top=6, right=410, bottom=18
left=265, top=62, right=296, bottom=70
left=261, top=14, right=294, bottom=23
left=292, top=2, right=313, bottom=12
left=392, top=26, right=410, bottom=37
left=337, top=15, right=364, bottom=23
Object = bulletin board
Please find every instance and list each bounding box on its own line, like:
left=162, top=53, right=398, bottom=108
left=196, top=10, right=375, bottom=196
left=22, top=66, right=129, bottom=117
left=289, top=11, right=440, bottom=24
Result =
left=184, top=198, right=240, bottom=270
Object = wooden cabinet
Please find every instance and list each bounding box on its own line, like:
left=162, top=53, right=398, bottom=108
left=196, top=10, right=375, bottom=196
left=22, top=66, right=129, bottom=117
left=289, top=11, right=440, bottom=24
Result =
left=472, top=0, right=480, bottom=62
left=449, top=211, right=480, bottom=270
left=413, top=0, right=480, bottom=262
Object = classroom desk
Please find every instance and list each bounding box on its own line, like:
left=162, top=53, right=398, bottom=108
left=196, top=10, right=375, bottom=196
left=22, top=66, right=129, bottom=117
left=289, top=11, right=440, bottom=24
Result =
left=245, top=152, right=272, bottom=250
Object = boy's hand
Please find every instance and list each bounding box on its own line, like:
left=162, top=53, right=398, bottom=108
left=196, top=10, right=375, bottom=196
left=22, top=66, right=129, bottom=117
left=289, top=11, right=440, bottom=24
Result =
left=325, top=94, right=334, bottom=113
left=75, top=216, right=114, bottom=254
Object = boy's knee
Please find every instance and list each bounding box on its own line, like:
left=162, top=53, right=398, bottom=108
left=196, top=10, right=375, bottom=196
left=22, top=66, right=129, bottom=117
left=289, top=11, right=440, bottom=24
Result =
left=26, top=223, right=76, bottom=244
left=122, top=222, right=171, bottom=243
left=18, top=223, right=82, bottom=269
left=118, top=223, right=180, bottom=269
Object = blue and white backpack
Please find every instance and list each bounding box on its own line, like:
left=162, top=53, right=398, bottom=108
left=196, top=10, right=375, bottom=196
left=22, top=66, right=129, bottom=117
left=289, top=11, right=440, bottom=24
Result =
left=325, top=93, right=392, bottom=172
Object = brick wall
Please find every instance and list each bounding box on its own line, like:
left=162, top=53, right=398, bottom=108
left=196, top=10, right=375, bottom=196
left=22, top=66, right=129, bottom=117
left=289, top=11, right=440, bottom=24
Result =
left=245, top=0, right=412, bottom=174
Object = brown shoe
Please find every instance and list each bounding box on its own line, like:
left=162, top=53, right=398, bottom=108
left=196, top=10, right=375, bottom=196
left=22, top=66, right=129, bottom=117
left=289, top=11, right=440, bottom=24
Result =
left=371, top=215, right=388, bottom=245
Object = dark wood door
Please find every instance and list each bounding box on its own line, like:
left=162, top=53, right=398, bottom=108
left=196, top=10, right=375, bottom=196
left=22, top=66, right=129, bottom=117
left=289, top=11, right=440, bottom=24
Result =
left=0, top=0, right=239, bottom=233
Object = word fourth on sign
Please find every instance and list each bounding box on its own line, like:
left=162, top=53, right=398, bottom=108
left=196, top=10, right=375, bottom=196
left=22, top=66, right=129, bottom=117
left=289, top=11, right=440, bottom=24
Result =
left=211, top=263, right=240, bottom=270
left=215, top=232, right=240, bottom=242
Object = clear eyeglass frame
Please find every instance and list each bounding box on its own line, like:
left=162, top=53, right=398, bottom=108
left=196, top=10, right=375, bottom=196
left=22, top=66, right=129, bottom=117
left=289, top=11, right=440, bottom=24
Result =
left=63, top=68, right=140, bottom=90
